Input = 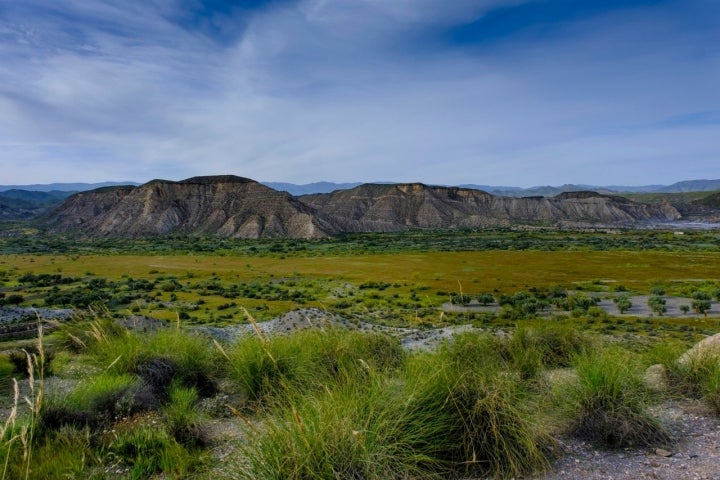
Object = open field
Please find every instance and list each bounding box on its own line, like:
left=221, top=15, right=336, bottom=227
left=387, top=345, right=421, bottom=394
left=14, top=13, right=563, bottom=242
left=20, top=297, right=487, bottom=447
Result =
left=1, top=230, right=720, bottom=479
left=2, top=247, right=720, bottom=325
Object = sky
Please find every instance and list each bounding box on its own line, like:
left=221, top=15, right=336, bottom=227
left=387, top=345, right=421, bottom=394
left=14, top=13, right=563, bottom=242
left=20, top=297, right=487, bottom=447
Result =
left=1, top=0, right=718, bottom=187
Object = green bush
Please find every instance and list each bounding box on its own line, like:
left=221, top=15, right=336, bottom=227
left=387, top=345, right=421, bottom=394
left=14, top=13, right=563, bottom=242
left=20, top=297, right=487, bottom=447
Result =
left=111, top=425, right=197, bottom=478
left=658, top=346, right=720, bottom=414
left=562, top=349, right=671, bottom=448
left=241, top=351, right=553, bottom=480
left=224, top=328, right=403, bottom=405
left=163, top=382, right=207, bottom=447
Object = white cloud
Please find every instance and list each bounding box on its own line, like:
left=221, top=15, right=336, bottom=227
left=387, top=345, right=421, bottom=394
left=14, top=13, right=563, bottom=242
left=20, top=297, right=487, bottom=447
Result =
left=0, top=0, right=718, bottom=186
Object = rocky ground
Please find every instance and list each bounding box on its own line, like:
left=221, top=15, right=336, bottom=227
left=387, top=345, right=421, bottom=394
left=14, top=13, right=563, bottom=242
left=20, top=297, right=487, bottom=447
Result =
left=3, top=305, right=720, bottom=479
left=534, top=400, right=720, bottom=480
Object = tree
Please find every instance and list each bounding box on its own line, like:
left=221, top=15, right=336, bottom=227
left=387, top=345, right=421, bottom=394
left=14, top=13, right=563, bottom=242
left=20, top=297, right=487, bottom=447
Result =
left=648, top=296, right=666, bottom=316
left=5, top=294, right=24, bottom=305
left=680, top=305, right=690, bottom=315
left=614, top=294, right=632, bottom=314
left=691, top=291, right=712, bottom=317
left=650, top=285, right=665, bottom=296
left=692, top=299, right=711, bottom=316
left=477, top=293, right=495, bottom=305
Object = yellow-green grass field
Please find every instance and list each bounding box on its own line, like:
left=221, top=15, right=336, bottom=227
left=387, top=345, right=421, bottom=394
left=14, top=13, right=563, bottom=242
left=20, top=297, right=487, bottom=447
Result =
left=3, top=250, right=719, bottom=292
left=2, top=250, right=718, bottom=325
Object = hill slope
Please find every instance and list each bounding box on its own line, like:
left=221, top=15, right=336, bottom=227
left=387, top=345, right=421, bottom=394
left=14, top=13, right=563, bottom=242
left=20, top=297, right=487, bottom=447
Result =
left=301, top=184, right=681, bottom=231
left=45, top=176, right=334, bottom=239
left=42, top=177, right=688, bottom=238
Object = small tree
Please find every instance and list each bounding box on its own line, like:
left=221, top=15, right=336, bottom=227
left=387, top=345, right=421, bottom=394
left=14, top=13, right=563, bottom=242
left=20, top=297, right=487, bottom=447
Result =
left=650, top=285, right=665, bottom=296
left=614, top=294, right=632, bottom=314
left=648, top=296, right=666, bottom=316
left=692, top=299, right=711, bottom=317
left=691, top=291, right=712, bottom=317
left=477, top=293, right=495, bottom=305
left=680, top=304, right=691, bottom=315
left=5, top=293, right=24, bottom=305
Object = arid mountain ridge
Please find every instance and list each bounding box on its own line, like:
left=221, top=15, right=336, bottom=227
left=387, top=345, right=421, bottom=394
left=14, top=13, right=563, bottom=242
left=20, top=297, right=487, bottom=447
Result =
left=38, top=175, right=718, bottom=239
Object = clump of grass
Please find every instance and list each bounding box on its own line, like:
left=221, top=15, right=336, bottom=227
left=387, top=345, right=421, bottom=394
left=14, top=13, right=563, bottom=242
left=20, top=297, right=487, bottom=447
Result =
left=655, top=344, right=720, bottom=414
left=0, top=325, right=47, bottom=480
left=241, top=345, right=553, bottom=480
left=562, top=349, right=671, bottom=448
left=224, top=328, right=403, bottom=406
left=163, top=382, right=207, bottom=447
left=110, top=424, right=198, bottom=479
left=40, top=373, right=141, bottom=431
left=1, top=426, right=97, bottom=480
left=0, top=355, right=14, bottom=387
left=240, top=374, right=439, bottom=479
left=441, top=325, right=589, bottom=382
left=81, top=323, right=219, bottom=398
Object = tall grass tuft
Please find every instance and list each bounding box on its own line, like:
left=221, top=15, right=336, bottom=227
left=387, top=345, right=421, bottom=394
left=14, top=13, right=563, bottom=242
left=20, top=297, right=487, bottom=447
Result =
left=224, top=328, right=403, bottom=406
left=163, top=382, right=207, bottom=447
left=0, top=323, right=46, bottom=480
left=240, top=342, right=553, bottom=480
left=110, top=424, right=197, bottom=479
left=655, top=344, right=720, bottom=415
left=562, top=348, right=671, bottom=448
left=407, top=350, right=554, bottom=478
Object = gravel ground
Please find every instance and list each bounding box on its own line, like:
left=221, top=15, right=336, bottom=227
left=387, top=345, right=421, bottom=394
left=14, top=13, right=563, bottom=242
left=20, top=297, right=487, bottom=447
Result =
left=534, top=400, right=720, bottom=480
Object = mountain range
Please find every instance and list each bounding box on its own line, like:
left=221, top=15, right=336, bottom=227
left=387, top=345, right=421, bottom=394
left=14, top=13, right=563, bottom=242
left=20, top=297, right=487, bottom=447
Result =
left=2, top=176, right=719, bottom=235
left=35, top=175, right=710, bottom=239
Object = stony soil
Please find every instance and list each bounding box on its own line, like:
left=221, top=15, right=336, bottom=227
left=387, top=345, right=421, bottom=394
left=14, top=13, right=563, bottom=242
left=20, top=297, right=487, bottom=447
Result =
left=534, top=399, right=720, bottom=480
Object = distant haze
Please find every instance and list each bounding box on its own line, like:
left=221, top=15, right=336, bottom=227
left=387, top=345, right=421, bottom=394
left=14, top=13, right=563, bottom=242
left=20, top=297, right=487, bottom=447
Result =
left=1, top=1, right=718, bottom=186
left=3, top=178, right=719, bottom=197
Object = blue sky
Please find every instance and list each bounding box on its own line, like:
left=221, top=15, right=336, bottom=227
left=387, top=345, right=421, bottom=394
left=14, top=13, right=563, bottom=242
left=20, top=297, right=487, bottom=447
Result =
left=1, top=0, right=718, bottom=186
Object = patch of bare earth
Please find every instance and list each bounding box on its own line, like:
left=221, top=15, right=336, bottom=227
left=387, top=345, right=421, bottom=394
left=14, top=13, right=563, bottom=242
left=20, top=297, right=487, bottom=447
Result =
left=534, top=399, right=720, bottom=480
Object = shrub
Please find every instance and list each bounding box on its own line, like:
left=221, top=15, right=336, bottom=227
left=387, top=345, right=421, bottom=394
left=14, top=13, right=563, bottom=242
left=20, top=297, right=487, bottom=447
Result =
left=111, top=425, right=196, bottom=478
left=562, top=349, right=671, bottom=448
left=163, top=382, right=207, bottom=447
left=224, top=328, right=403, bottom=405
left=648, top=296, right=667, bottom=316
left=659, top=346, right=720, bottom=413
left=614, top=294, right=632, bottom=314
left=4, top=294, right=24, bottom=305
left=408, top=352, right=554, bottom=477
left=41, top=373, right=141, bottom=431
left=241, top=352, right=553, bottom=480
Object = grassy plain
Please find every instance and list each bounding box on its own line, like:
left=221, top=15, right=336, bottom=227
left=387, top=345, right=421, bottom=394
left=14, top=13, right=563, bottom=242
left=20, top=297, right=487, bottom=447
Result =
left=1, top=228, right=719, bottom=328
left=1, top=229, right=720, bottom=478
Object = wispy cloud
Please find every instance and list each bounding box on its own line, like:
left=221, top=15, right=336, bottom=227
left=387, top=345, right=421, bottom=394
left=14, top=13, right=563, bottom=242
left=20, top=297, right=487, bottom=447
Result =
left=1, top=0, right=718, bottom=186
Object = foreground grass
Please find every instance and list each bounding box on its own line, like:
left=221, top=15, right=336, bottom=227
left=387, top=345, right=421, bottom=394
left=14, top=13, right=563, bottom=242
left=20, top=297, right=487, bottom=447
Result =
left=0, top=315, right=718, bottom=479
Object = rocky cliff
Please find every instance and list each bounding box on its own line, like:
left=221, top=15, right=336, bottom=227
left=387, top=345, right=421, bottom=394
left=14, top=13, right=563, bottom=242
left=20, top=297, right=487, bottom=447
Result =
left=44, top=176, right=685, bottom=238
left=301, top=184, right=681, bottom=231
left=46, top=176, right=334, bottom=238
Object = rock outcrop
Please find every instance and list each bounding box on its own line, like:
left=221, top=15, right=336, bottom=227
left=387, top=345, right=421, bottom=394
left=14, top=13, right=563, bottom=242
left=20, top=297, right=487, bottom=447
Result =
left=45, top=176, right=334, bottom=239
left=44, top=176, right=684, bottom=238
left=301, top=184, right=681, bottom=232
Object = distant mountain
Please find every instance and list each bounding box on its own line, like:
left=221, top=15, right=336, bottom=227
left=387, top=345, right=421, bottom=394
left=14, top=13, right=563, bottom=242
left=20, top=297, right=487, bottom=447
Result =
left=44, top=177, right=683, bottom=237
left=263, top=181, right=363, bottom=196
left=658, top=179, right=720, bottom=193
left=268, top=180, right=720, bottom=197
left=0, top=190, right=74, bottom=220
left=0, top=181, right=139, bottom=193
left=301, top=184, right=680, bottom=232
left=45, top=176, right=334, bottom=239
left=7, top=179, right=720, bottom=196
left=459, top=181, right=720, bottom=197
